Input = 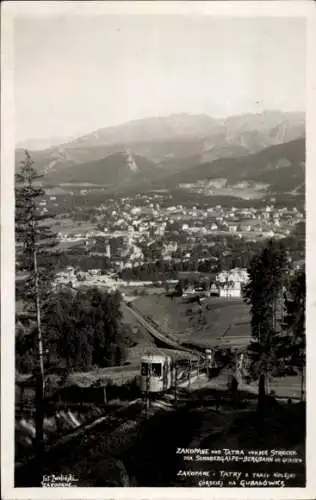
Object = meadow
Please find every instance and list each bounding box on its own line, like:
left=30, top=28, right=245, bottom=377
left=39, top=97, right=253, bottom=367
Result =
left=132, top=295, right=252, bottom=349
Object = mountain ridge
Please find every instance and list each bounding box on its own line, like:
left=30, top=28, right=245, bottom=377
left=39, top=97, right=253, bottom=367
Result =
left=15, top=110, right=305, bottom=194
left=156, top=137, right=305, bottom=193
left=16, top=110, right=304, bottom=153
left=40, top=137, right=305, bottom=195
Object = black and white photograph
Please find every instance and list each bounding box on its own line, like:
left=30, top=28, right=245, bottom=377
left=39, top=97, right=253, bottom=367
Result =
left=1, top=1, right=315, bottom=498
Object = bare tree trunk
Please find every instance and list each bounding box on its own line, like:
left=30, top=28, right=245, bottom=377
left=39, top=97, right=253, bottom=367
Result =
left=34, top=250, right=45, bottom=483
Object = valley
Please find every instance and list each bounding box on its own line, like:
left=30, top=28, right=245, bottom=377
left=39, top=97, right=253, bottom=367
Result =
left=15, top=110, right=306, bottom=488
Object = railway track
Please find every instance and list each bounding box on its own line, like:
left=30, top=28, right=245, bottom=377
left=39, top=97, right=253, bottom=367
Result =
left=122, top=301, right=202, bottom=358
left=123, top=301, right=250, bottom=358
left=15, top=368, right=204, bottom=486
left=15, top=303, right=211, bottom=484
left=16, top=299, right=247, bottom=477
left=17, top=365, right=201, bottom=463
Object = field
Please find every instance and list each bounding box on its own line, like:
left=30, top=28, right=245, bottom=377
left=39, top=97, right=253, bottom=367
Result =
left=132, top=295, right=251, bottom=349
left=50, top=218, right=97, bottom=236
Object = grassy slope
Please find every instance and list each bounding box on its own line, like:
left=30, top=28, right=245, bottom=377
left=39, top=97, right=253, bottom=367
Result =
left=132, top=295, right=251, bottom=347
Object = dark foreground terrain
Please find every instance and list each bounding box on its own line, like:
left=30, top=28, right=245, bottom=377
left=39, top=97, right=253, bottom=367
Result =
left=15, top=386, right=305, bottom=488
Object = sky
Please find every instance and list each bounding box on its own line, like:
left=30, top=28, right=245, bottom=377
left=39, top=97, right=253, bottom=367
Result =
left=14, top=16, right=306, bottom=144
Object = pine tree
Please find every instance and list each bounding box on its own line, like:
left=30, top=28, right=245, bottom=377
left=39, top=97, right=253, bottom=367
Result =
left=282, top=267, right=305, bottom=400
left=15, top=151, right=58, bottom=474
left=243, top=239, right=288, bottom=412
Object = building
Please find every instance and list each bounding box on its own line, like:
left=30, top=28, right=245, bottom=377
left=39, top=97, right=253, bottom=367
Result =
left=129, top=245, right=144, bottom=263
left=216, top=268, right=249, bottom=298
left=54, top=266, right=76, bottom=287
left=162, top=242, right=178, bottom=258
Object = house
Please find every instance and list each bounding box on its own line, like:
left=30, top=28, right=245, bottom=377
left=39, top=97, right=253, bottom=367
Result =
left=129, top=245, right=144, bottom=263
left=162, top=242, right=178, bottom=258
left=219, top=282, right=241, bottom=298
left=216, top=268, right=249, bottom=298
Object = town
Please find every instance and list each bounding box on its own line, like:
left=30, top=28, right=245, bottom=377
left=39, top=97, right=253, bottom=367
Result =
left=41, top=191, right=304, bottom=279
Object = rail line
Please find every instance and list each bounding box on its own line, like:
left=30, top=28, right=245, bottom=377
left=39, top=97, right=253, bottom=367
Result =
left=123, top=301, right=250, bottom=357
left=16, top=303, right=206, bottom=467
left=17, top=365, right=201, bottom=467
left=16, top=300, right=240, bottom=482
left=122, top=301, right=202, bottom=358
left=15, top=367, right=203, bottom=485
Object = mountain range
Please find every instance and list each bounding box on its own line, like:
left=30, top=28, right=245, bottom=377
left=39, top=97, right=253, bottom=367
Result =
left=16, top=135, right=77, bottom=151
left=15, top=111, right=305, bottom=194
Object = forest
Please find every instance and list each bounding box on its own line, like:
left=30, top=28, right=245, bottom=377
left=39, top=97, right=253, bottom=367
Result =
left=16, top=286, right=132, bottom=373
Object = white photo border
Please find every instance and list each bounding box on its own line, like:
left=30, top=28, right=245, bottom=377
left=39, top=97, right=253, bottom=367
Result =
left=1, top=1, right=316, bottom=499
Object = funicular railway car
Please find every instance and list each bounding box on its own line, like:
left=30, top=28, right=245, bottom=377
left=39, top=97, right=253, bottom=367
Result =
left=140, top=354, right=175, bottom=394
